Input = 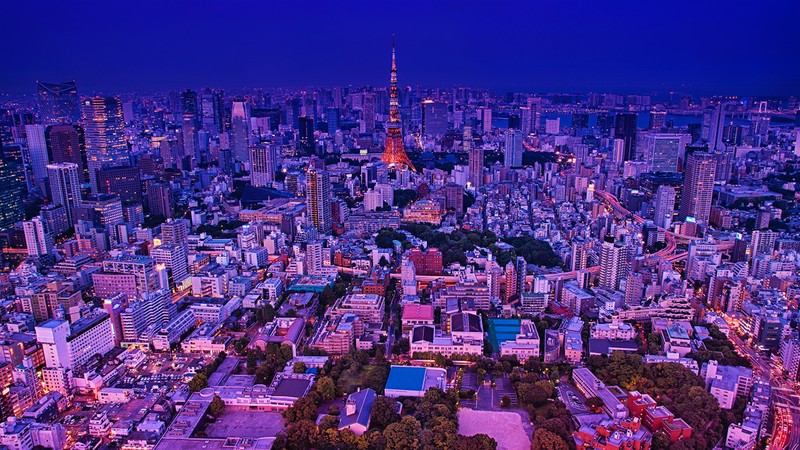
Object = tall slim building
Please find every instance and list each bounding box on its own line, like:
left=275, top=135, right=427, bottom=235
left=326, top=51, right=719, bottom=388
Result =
left=161, top=218, right=190, bottom=249
left=381, top=37, right=415, bottom=171
left=504, top=129, right=523, bottom=168
left=504, top=261, right=518, bottom=302
left=614, top=113, right=638, bottom=161
left=599, top=240, right=628, bottom=290
left=201, top=89, right=224, bottom=134
left=230, top=101, right=249, bottom=162
left=466, top=126, right=483, bottom=188
left=82, top=97, right=129, bottom=192
left=298, top=117, right=316, bottom=154
left=46, top=125, right=88, bottom=184
left=147, top=183, right=173, bottom=219
left=47, top=163, right=82, bottom=226
left=36, top=81, right=81, bottom=125
left=307, top=168, right=332, bottom=233
left=23, top=216, right=54, bottom=260
left=0, top=156, right=26, bottom=230
left=421, top=100, right=448, bottom=136
left=653, top=185, right=676, bottom=229
left=249, top=144, right=277, bottom=187
left=648, top=111, right=666, bottom=130
left=679, top=152, right=716, bottom=224
left=24, top=124, right=50, bottom=188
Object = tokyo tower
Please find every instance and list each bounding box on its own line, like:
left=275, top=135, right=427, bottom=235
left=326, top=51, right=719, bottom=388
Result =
left=381, top=37, right=415, bottom=171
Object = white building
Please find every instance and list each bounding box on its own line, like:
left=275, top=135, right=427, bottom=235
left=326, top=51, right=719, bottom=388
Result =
left=499, top=320, right=541, bottom=362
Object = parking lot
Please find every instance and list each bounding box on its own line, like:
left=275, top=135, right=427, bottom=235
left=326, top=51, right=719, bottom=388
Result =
left=557, top=383, right=588, bottom=414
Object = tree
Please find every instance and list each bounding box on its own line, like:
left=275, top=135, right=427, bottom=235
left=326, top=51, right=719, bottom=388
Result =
left=208, top=395, right=225, bottom=416
left=586, top=396, right=604, bottom=413
left=282, top=396, right=319, bottom=423
left=379, top=255, right=390, bottom=267
left=188, top=373, right=208, bottom=392
left=316, top=376, right=337, bottom=401
left=501, top=395, right=511, bottom=407
left=369, top=396, right=401, bottom=431
left=454, top=434, right=497, bottom=450
left=531, top=428, right=569, bottom=450
left=293, top=361, right=308, bottom=374
left=384, top=416, right=422, bottom=450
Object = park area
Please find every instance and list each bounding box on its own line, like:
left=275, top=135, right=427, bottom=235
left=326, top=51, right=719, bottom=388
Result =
left=458, top=408, right=532, bottom=450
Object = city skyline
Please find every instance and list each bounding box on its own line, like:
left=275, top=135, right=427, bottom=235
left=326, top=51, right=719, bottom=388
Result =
left=1, top=0, right=799, bottom=96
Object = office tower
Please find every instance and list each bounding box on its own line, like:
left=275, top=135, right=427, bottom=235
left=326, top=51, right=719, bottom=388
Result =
left=23, top=124, right=50, bottom=190
left=161, top=218, right=190, bottom=249
left=571, top=237, right=589, bottom=271
left=520, top=107, right=532, bottom=135
left=298, top=117, right=316, bottom=154
left=596, top=112, right=613, bottom=137
left=572, top=113, right=589, bottom=129
left=679, top=152, right=716, bottom=223
left=361, top=92, right=376, bottom=131
left=750, top=230, right=777, bottom=259
left=78, top=194, right=124, bottom=229
left=643, top=133, right=691, bottom=173
left=35, top=313, right=114, bottom=371
left=545, top=118, right=561, bottom=134
left=0, top=155, right=25, bottom=230
left=47, top=163, right=82, bottom=225
left=306, top=241, right=324, bottom=275
left=46, top=125, right=88, bottom=184
left=307, top=168, right=332, bottom=233
left=201, top=89, right=224, bottom=133
left=515, top=256, right=527, bottom=296
left=599, top=240, right=628, bottom=290
left=147, top=183, right=174, bottom=219
left=230, top=100, right=249, bottom=162
left=488, top=262, right=502, bottom=301
left=653, top=185, right=676, bottom=229
left=477, top=107, right=492, bottom=133
left=612, top=138, right=625, bottom=164
left=364, top=189, right=384, bottom=211
left=705, top=103, right=726, bottom=151
left=649, top=110, right=666, bottom=130
left=180, top=90, right=198, bottom=123
left=466, top=127, right=483, bottom=188
left=504, top=129, right=523, bottom=168
left=151, top=243, right=189, bottom=286
left=526, top=98, right=542, bottom=134
left=36, top=81, right=81, bottom=125
left=624, top=273, right=643, bottom=306
left=82, top=97, right=129, bottom=192
left=249, top=144, right=277, bottom=187
left=326, top=107, right=340, bottom=133
left=381, top=38, right=415, bottom=171
left=421, top=100, right=448, bottom=136
left=97, top=165, right=142, bottom=203
left=614, top=113, right=637, bottom=161
left=23, top=216, right=54, bottom=260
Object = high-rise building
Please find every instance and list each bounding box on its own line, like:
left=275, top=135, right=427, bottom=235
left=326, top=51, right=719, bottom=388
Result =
left=679, top=152, right=716, bottom=224
left=201, top=89, right=224, bottom=134
left=77, top=194, right=124, bottom=229
left=82, top=97, right=129, bottom=192
left=250, top=143, right=278, bottom=186
left=47, top=163, right=82, bottom=226
left=599, top=240, right=628, bottom=290
left=422, top=100, right=448, bottom=136
left=643, top=133, right=691, bottom=173
left=504, top=129, right=523, bottom=168
left=571, top=237, right=590, bottom=271
left=477, top=107, right=492, bottom=133
left=35, top=313, right=114, bottom=371
left=466, top=127, right=483, bottom=188
left=23, top=216, right=54, bottom=260
left=648, top=110, right=666, bottom=130
left=307, top=168, right=332, bottom=233
left=151, top=243, right=189, bottom=286
left=180, top=90, right=198, bottom=124
left=230, top=101, right=249, bottom=162
left=505, top=261, right=518, bottom=302
left=96, top=165, right=142, bottom=204
left=46, top=125, right=88, bottom=184
left=147, top=183, right=174, bottom=219
left=381, top=38, right=415, bottom=171
left=614, top=113, right=637, bottom=161
left=36, top=81, right=81, bottom=125
left=160, top=218, right=190, bottom=249
left=704, top=103, right=726, bottom=151
left=298, top=117, right=316, bottom=154
left=653, top=185, right=676, bottom=230
left=0, top=156, right=26, bottom=230
left=24, top=124, right=50, bottom=188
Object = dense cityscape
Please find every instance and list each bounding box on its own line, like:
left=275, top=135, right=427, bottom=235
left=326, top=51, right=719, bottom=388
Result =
left=0, top=3, right=799, bottom=450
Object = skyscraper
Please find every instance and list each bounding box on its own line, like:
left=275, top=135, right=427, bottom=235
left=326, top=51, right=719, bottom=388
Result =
left=298, top=117, right=316, bottom=154
left=47, top=163, right=82, bottom=226
left=230, top=100, right=249, bottom=162
left=82, top=97, right=129, bottom=192
left=0, top=154, right=26, bottom=230
left=466, top=126, right=483, bottom=188
left=599, top=239, right=628, bottom=290
left=381, top=37, right=415, bottom=171
left=249, top=144, right=277, bottom=187
left=23, top=216, right=54, bottom=261
left=24, top=124, right=50, bottom=189
left=643, top=133, right=691, bottom=173
left=421, top=100, right=448, bottom=136
left=504, top=129, right=523, bottom=168
left=97, top=165, right=143, bottom=204
left=504, top=261, right=518, bottom=302
left=614, top=113, right=637, bottom=161
left=161, top=218, right=190, bottom=249
left=46, top=125, right=88, bottom=184
left=653, top=185, right=676, bottom=230
left=36, top=81, right=81, bottom=125
left=307, top=168, right=332, bottom=233
left=648, top=110, right=666, bottom=130
left=679, top=152, right=716, bottom=224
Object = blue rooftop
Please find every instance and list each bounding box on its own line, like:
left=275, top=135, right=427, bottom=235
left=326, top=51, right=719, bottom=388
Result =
left=385, top=366, right=426, bottom=391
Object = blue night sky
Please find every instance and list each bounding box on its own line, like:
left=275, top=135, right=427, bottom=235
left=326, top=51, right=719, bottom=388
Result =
left=1, top=0, right=798, bottom=96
